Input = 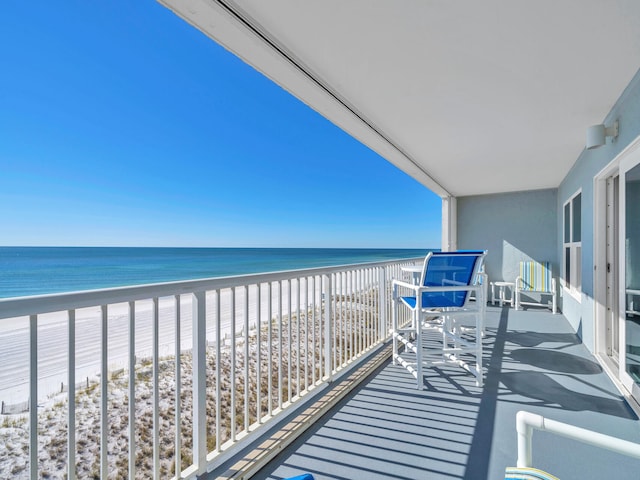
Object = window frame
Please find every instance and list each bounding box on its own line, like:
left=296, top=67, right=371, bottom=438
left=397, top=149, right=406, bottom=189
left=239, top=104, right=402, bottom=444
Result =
left=563, top=190, right=582, bottom=300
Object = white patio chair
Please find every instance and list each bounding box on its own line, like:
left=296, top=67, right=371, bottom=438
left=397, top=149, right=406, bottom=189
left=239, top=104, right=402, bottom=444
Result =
left=392, top=250, right=487, bottom=389
left=515, top=261, right=557, bottom=313
left=506, top=410, right=640, bottom=479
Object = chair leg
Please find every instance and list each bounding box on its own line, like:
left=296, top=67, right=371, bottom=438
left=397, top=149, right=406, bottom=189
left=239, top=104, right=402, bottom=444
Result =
left=477, top=287, right=486, bottom=335
left=441, top=314, right=448, bottom=362
left=476, top=311, right=483, bottom=387
left=392, top=299, right=398, bottom=365
left=450, top=314, right=460, bottom=355
left=416, top=321, right=423, bottom=390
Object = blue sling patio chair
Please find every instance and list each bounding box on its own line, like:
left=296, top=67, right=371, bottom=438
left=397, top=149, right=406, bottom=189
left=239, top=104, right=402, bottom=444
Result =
left=392, top=250, right=487, bottom=389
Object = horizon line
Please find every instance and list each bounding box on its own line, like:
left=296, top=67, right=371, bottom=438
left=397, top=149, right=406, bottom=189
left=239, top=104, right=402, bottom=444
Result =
left=0, top=245, right=437, bottom=250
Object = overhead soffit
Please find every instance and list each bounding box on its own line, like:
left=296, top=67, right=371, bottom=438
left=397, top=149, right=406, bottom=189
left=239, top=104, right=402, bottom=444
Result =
left=159, top=0, right=640, bottom=197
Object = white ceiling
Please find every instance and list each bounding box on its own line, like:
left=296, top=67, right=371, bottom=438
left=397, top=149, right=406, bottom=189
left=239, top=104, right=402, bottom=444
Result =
left=160, top=0, right=640, bottom=197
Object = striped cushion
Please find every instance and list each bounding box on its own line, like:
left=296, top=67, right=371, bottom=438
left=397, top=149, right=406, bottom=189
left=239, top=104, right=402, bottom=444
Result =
left=519, top=261, right=552, bottom=292
left=505, top=466, right=559, bottom=480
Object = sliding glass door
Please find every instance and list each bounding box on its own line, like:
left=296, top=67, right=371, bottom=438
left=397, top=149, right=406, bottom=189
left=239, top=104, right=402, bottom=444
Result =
left=620, top=154, right=640, bottom=397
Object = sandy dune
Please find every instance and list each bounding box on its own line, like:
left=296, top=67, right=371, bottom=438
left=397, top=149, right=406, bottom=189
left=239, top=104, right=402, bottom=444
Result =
left=0, top=281, right=320, bottom=405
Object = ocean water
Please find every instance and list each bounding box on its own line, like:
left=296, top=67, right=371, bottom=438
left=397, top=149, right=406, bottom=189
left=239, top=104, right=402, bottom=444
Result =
left=0, top=247, right=430, bottom=298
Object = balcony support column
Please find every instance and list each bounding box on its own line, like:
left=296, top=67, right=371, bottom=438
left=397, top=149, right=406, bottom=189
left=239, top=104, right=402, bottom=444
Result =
left=442, top=196, right=457, bottom=252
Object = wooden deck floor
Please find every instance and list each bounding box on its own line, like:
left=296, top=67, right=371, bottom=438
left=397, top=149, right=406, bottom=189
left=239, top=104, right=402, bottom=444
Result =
left=251, top=305, right=640, bottom=480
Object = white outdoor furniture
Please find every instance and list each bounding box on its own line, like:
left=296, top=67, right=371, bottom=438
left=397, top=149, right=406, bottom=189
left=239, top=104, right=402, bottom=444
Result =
left=392, top=250, right=487, bottom=389
left=627, top=289, right=640, bottom=317
left=491, top=281, right=514, bottom=307
left=507, top=410, right=640, bottom=478
left=515, top=261, right=557, bottom=314
left=400, top=264, right=423, bottom=285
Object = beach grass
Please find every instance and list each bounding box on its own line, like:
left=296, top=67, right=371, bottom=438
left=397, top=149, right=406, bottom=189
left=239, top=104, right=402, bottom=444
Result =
left=0, top=296, right=378, bottom=479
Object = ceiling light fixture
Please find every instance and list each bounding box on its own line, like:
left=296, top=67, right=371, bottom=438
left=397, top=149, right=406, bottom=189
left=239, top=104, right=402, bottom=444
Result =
left=586, top=120, right=619, bottom=150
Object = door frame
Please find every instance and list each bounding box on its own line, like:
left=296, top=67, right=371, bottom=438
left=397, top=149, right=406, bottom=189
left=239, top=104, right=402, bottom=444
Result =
left=594, top=161, right=620, bottom=374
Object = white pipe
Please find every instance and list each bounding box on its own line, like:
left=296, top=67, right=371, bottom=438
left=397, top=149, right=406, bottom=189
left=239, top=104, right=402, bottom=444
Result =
left=516, top=411, right=640, bottom=468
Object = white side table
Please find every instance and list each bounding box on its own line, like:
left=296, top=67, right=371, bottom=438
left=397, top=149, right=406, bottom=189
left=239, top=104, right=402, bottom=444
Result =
left=401, top=265, right=422, bottom=285
left=490, top=281, right=514, bottom=307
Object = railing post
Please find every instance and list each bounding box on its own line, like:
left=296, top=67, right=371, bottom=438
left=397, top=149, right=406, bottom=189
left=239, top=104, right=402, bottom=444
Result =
left=100, top=305, right=108, bottom=480
left=174, top=295, right=182, bottom=475
left=378, top=268, right=387, bottom=342
left=152, top=297, right=160, bottom=479
left=29, top=314, right=37, bottom=480
left=192, top=291, right=207, bottom=474
left=128, top=301, right=136, bottom=480
left=230, top=288, right=236, bottom=441
left=277, top=281, right=283, bottom=410
left=267, top=283, right=273, bottom=417
left=256, top=284, right=262, bottom=424
left=323, top=274, right=332, bottom=381
left=215, top=290, right=222, bottom=453
left=287, top=280, right=292, bottom=404
left=67, top=310, right=76, bottom=480
left=311, top=276, right=316, bottom=386
left=243, top=285, right=249, bottom=432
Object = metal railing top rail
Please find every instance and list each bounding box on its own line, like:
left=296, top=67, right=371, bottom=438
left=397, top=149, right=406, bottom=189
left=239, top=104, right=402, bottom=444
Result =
left=0, top=256, right=423, bottom=320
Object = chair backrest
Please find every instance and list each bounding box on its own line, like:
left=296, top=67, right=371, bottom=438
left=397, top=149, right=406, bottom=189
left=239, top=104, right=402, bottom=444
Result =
left=420, top=250, right=487, bottom=307
left=519, top=261, right=553, bottom=292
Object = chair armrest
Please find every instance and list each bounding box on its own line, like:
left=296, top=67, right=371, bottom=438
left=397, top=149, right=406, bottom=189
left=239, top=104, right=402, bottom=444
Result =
left=392, top=280, right=480, bottom=296
left=392, top=279, right=419, bottom=291
left=392, top=280, right=421, bottom=301
left=515, top=276, right=522, bottom=291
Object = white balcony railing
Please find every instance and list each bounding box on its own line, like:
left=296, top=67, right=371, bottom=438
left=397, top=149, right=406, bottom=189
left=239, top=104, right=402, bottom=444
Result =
left=0, top=257, right=421, bottom=479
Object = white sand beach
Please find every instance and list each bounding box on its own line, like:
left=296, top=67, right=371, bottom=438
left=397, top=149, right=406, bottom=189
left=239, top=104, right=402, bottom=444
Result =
left=0, top=282, right=338, bottom=479
left=0, top=280, right=321, bottom=405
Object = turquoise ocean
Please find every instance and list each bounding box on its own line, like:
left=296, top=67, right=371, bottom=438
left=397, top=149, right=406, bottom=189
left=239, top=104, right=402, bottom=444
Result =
left=0, top=247, right=430, bottom=299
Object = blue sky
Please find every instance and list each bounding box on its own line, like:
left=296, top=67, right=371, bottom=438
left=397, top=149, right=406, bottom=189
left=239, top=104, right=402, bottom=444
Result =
left=0, top=2, right=441, bottom=249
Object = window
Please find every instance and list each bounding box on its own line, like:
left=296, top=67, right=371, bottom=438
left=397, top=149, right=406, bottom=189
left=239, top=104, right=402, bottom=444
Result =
left=563, top=191, right=582, bottom=296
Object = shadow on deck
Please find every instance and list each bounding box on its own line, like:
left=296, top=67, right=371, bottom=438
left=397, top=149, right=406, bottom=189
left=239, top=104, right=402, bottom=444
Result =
left=252, top=306, right=640, bottom=480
